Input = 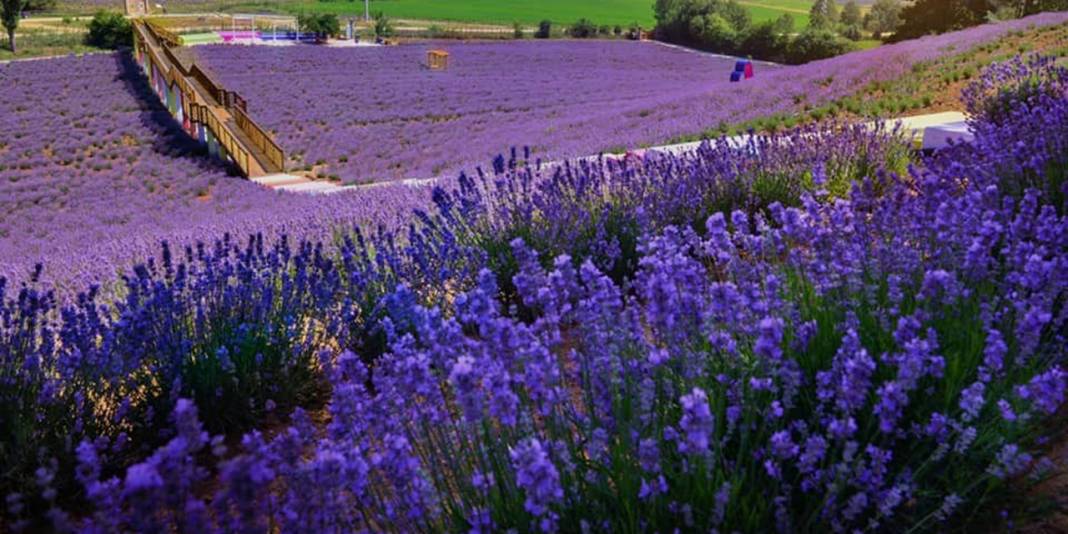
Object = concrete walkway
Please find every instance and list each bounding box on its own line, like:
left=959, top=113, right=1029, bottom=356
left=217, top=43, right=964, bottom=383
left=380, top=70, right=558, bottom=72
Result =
left=884, top=111, right=972, bottom=149
left=273, top=110, right=975, bottom=196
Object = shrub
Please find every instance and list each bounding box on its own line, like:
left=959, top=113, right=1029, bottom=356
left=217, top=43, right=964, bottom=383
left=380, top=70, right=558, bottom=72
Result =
left=85, top=11, right=131, bottom=49
left=513, top=20, right=523, bottom=38
left=297, top=12, right=340, bottom=40
left=613, top=24, right=623, bottom=36
left=535, top=19, right=552, bottom=38
left=787, top=28, right=856, bottom=63
left=842, top=23, right=863, bottom=41
left=569, top=17, right=597, bottom=38
left=372, top=10, right=393, bottom=38
left=627, top=22, right=642, bottom=39
left=738, top=17, right=792, bottom=62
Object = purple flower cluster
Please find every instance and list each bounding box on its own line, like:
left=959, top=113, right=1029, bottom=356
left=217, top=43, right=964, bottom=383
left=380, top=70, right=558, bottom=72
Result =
left=3, top=51, right=1068, bottom=532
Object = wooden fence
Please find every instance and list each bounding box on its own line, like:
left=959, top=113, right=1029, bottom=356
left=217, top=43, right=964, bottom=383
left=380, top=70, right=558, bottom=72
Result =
left=233, top=105, right=285, bottom=171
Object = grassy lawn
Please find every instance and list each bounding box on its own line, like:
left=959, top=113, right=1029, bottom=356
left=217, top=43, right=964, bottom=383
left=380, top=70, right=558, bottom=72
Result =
left=147, top=0, right=813, bottom=28
left=293, top=0, right=657, bottom=26
left=0, top=21, right=99, bottom=61
left=284, top=0, right=813, bottom=27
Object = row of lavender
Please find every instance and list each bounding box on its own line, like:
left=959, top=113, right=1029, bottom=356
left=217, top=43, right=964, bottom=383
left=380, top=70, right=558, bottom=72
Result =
left=197, top=13, right=1068, bottom=184
left=3, top=55, right=1066, bottom=530
left=0, top=52, right=429, bottom=290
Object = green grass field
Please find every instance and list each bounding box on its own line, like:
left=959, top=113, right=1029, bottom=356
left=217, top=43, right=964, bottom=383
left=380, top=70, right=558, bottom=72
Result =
left=0, top=21, right=98, bottom=61
left=171, top=0, right=811, bottom=29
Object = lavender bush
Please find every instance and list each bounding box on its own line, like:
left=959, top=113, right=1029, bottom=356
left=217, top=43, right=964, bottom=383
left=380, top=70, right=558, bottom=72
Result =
left=197, top=13, right=1068, bottom=183
left=435, top=121, right=912, bottom=295
left=3, top=55, right=1066, bottom=531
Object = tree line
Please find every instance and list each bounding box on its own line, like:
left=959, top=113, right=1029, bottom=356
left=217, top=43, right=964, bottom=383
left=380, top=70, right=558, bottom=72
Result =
left=654, top=0, right=1067, bottom=64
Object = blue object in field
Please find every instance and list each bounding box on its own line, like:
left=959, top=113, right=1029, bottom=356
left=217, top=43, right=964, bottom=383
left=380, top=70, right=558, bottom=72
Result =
left=730, top=71, right=743, bottom=82
left=735, top=60, right=748, bottom=72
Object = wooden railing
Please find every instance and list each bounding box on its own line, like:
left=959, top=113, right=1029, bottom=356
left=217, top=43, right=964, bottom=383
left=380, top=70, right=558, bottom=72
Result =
left=133, top=19, right=285, bottom=177
left=146, top=20, right=183, bottom=47
left=233, top=105, right=284, bottom=171
left=189, top=102, right=252, bottom=176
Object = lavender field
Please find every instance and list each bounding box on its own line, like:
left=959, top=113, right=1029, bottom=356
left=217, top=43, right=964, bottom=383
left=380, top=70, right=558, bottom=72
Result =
left=0, top=53, right=426, bottom=286
left=198, top=12, right=1068, bottom=183
left=197, top=40, right=751, bottom=182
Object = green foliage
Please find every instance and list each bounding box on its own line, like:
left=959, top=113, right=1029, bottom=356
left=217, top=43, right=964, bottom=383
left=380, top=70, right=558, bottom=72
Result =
left=371, top=10, right=392, bottom=38
left=627, top=21, right=643, bottom=39
left=654, top=0, right=752, bottom=43
left=842, top=23, right=863, bottom=40
left=613, top=24, right=623, bottom=35
left=738, top=15, right=793, bottom=61
left=689, top=12, right=738, bottom=49
left=298, top=12, right=340, bottom=39
left=513, top=20, right=523, bottom=38
left=85, top=10, right=131, bottom=50
left=22, top=0, right=51, bottom=10
left=569, top=17, right=597, bottom=38
left=807, top=0, right=839, bottom=29
left=788, top=28, right=856, bottom=63
left=891, top=0, right=988, bottom=41
left=865, top=0, right=902, bottom=37
left=840, top=0, right=862, bottom=26
left=654, top=0, right=853, bottom=64
left=2, top=0, right=21, bottom=52
left=535, top=19, right=552, bottom=38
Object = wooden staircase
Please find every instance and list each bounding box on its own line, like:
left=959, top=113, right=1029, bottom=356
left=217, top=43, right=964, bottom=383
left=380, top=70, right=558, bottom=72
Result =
left=132, top=19, right=285, bottom=179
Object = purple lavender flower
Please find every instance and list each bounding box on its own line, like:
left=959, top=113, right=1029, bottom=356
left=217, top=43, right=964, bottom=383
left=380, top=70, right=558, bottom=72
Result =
left=510, top=438, right=563, bottom=519
left=959, top=381, right=986, bottom=421
left=678, top=387, right=715, bottom=456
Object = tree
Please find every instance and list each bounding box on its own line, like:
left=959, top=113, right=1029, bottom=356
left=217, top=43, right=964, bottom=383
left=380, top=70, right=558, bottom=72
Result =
left=891, top=0, right=989, bottom=41
left=86, top=10, right=131, bottom=49
left=866, top=0, right=901, bottom=35
left=788, top=28, right=855, bottom=63
left=1013, top=0, right=1068, bottom=15
left=535, top=19, right=551, bottom=38
left=371, top=11, right=392, bottom=39
left=842, top=23, right=863, bottom=40
left=865, top=0, right=902, bottom=37
left=2, top=0, right=22, bottom=53
left=23, top=0, right=52, bottom=11
left=840, top=0, right=862, bottom=26
left=569, top=18, right=597, bottom=38
left=298, top=13, right=340, bottom=41
left=808, top=0, right=839, bottom=29
left=689, top=12, right=737, bottom=51
left=738, top=15, right=792, bottom=62
left=653, top=0, right=751, bottom=44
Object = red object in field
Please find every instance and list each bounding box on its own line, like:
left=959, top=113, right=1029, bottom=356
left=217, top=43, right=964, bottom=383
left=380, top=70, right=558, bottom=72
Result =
left=744, top=62, right=754, bottom=79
